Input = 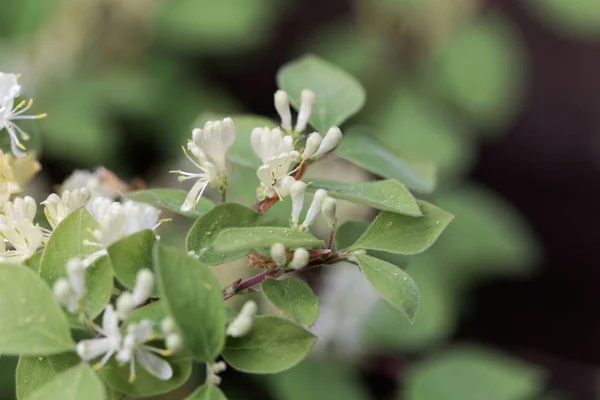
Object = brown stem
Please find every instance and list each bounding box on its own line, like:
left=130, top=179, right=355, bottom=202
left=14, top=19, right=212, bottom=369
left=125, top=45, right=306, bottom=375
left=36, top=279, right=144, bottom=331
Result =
left=255, top=161, right=312, bottom=213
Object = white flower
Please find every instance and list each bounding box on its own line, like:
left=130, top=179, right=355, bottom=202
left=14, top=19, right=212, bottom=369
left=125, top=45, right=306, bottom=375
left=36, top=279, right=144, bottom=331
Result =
left=206, top=361, right=227, bottom=385
left=0, top=72, right=46, bottom=157
left=62, top=168, right=120, bottom=200
left=53, top=258, right=86, bottom=313
left=302, top=132, right=322, bottom=160
left=227, top=300, right=257, bottom=338
left=116, top=268, right=155, bottom=319
left=42, top=188, right=91, bottom=229
left=290, top=248, right=309, bottom=270
left=0, top=150, right=23, bottom=203
left=172, top=118, right=236, bottom=212
left=116, top=320, right=173, bottom=382
left=76, top=305, right=122, bottom=370
left=0, top=196, right=44, bottom=262
left=256, top=151, right=299, bottom=199
left=299, top=189, right=328, bottom=231
left=289, top=180, right=306, bottom=228
left=312, top=127, right=343, bottom=159
left=274, top=90, right=292, bottom=130
left=1, top=195, right=36, bottom=223
left=250, top=126, right=294, bottom=163
left=295, top=89, right=316, bottom=134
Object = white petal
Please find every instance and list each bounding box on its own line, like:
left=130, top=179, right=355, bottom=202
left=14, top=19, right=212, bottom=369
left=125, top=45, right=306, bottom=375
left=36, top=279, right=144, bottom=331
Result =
left=102, top=305, right=120, bottom=338
left=136, top=349, right=173, bottom=380
left=181, top=178, right=208, bottom=212
left=76, top=338, right=111, bottom=361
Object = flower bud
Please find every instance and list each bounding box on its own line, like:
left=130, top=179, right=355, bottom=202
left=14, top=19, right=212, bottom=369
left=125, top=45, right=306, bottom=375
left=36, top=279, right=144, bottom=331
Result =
left=132, top=269, right=154, bottom=306
left=66, top=258, right=85, bottom=297
left=116, top=292, right=134, bottom=320
left=240, top=300, right=257, bottom=319
left=227, top=300, right=257, bottom=337
left=161, top=317, right=178, bottom=335
left=300, top=189, right=328, bottom=231
left=271, top=243, right=287, bottom=267
left=290, top=180, right=307, bottom=227
left=53, top=278, right=72, bottom=305
left=212, top=361, right=227, bottom=374
left=295, top=89, right=316, bottom=133
left=278, top=176, right=296, bottom=198
left=302, top=132, right=322, bottom=160
left=313, top=126, right=343, bottom=159
left=321, top=197, right=337, bottom=228
left=165, top=333, right=183, bottom=353
left=274, top=90, right=292, bottom=130
left=290, top=248, right=309, bottom=270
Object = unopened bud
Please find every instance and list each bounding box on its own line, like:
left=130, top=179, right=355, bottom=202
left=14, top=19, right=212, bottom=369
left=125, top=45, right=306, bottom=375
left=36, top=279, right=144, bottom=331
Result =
left=66, top=258, right=85, bottom=297
left=302, top=132, right=322, bottom=160
left=226, top=316, right=252, bottom=338
left=290, top=248, right=309, bottom=270
left=271, top=243, right=287, bottom=267
left=116, top=292, right=135, bottom=320
left=53, top=278, right=72, bottom=305
left=212, top=361, right=227, bottom=374
left=161, top=317, right=178, bottom=335
left=321, top=197, right=337, bottom=228
left=290, top=180, right=307, bottom=227
left=274, top=90, right=292, bottom=130
left=295, top=89, right=316, bottom=133
left=165, top=333, right=183, bottom=353
left=132, top=269, right=154, bottom=306
left=240, top=300, right=257, bottom=319
left=279, top=176, right=296, bottom=198
left=313, top=126, right=342, bottom=159
left=300, top=189, right=328, bottom=231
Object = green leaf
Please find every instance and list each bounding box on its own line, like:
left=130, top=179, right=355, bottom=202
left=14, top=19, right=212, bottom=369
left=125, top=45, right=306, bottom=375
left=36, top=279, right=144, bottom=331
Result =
left=262, top=278, right=319, bottom=326
left=124, top=189, right=215, bottom=218
left=0, top=264, right=74, bottom=355
left=16, top=353, right=80, bottom=399
left=334, top=220, right=409, bottom=267
left=98, top=355, right=192, bottom=397
left=187, top=203, right=262, bottom=265
left=403, top=346, right=546, bottom=400
left=213, top=227, right=324, bottom=253
left=39, top=208, right=113, bottom=319
left=223, top=316, right=316, bottom=374
left=25, top=250, right=43, bottom=273
left=185, top=383, right=228, bottom=400
left=154, top=244, right=225, bottom=361
left=122, top=301, right=166, bottom=338
left=309, top=179, right=421, bottom=216
left=108, top=230, right=157, bottom=296
left=28, top=363, right=105, bottom=400
left=277, top=55, right=366, bottom=132
left=337, top=129, right=437, bottom=193
left=526, top=0, right=600, bottom=38
left=267, top=360, right=369, bottom=400
left=355, top=254, right=420, bottom=322
left=351, top=201, right=454, bottom=255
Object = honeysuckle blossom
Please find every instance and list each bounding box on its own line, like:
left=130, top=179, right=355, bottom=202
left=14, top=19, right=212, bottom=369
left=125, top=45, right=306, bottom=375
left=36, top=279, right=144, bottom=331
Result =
left=256, top=151, right=299, bottom=199
left=62, top=168, right=121, bottom=200
left=116, top=269, right=154, bottom=319
left=301, top=132, right=322, bottom=160
left=226, top=300, right=257, bottom=338
left=274, top=89, right=316, bottom=135
left=172, top=118, right=236, bottom=212
left=0, top=196, right=45, bottom=262
left=53, top=258, right=86, bottom=313
left=312, top=126, right=343, bottom=159
left=206, top=361, right=227, bottom=385
left=0, top=72, right=47, bottom=157
left=42, top=188, right=91, bottom=228
left=0, top=151, right=23, bottom=203
left=321, top=197, right=337, bottom=228
left=76, top=305, right=122, bottom=370
left=116, top=320, right=173, bottom=382
left=289, top=180, right=306, bottom=228
left=299, top=189, right=328, bottom=231
left=250, top=126, right=294, bottom=163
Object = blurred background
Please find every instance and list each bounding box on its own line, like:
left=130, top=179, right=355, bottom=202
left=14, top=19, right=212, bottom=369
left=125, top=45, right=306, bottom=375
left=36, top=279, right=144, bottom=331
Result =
left=1, top=0, right=600, bottom=399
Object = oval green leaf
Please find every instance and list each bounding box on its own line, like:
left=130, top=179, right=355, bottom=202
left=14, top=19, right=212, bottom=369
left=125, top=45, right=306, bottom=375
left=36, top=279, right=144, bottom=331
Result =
left=39, top=207, right=113, bottom=320
left=16, top=353, right=80, bottom=399
left=277, top=55, right=366, bottom=132
left=309, top=179, right=421, bottom=216
left=98, top=354, right=192, bottom=397
left=337, top=129, right=437, bottom=193
left=354, top=254, right=420, bottom=322
left=351, top=201, right=454, bottom=255
left=262, top=278, right=319, bottom=326
left=108, top=230, right=157, bottom=296
left=213, top=227, right=324, bottom=253
left=185, top=383, right=228, bottom=400
left=154, top=244, right=226, bottom=361
left=0, top=264, right=74, bottom=355
left=124, top=188, right=215, bottom=218
left=222, top=315, right=316, bottom=374
left=28, top=363, right=105, bottom=400
left=186, top=203, right=262, bottom=265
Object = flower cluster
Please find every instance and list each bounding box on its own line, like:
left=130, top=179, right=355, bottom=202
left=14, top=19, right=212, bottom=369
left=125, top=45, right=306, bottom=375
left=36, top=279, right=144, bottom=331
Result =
left=55, top=266, right=180, bottom=382
left=0, top=196, right=46, bottom=262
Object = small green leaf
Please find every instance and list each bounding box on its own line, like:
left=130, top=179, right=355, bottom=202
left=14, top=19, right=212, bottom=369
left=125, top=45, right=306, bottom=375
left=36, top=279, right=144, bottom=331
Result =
left=351, top=201, right=454, bottom=255
left=403, top=346, right=546, bottom=400
left=185, top=383, right=228, bottom=400
left=309, top=179, right=421, bottom=216
left=337, top=129, right=437, bottom=193
left=277, top=55, right=366, bottom=132
left=28, top=363, right=105, bottom=400
left=213, top=227, right=324, bottom=253
left=355, top=254, right=420, bottom=322
left=223, top=316, right=316, bottom=374
left=16, top=353, right=80, bottom=399
left=262, top=278, right=319, bottom=326
left=186, top=203, right=262, bottom=265
left=108, top=230, right=157, bottom=296
left=98, top=355, right=192, bottom=397
left=0, top=264, right=74, bottom=355
left=154, top=244, right=225, bottom=361
left=124, top=189, right=215, bottom=218
left=122, top=301, right=166, bottom=338
left=334, top=221, right=409, bottom=268
left=39, top=208, right=113, bottom=319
